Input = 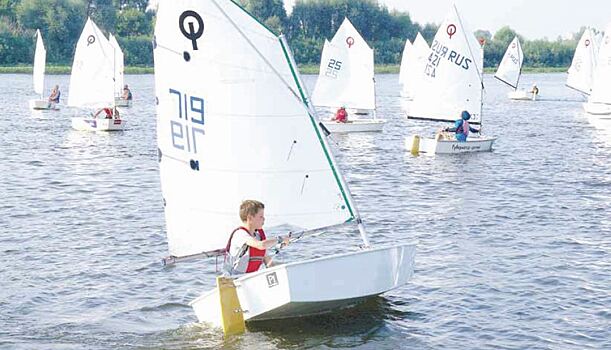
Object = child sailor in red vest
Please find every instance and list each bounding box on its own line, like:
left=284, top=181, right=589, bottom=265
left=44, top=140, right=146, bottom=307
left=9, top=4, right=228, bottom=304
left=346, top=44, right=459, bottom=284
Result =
left=225, top=200, right=290, bottom=274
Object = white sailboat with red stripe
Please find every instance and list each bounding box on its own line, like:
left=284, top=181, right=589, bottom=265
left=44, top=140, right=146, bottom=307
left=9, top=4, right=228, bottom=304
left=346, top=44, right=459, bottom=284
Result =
left=153, top=0, right=415, bottom=327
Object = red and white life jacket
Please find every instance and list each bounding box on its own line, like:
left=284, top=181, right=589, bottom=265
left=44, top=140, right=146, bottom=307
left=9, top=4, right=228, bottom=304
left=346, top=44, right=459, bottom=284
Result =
left=225, top=226, right=267, bottom=274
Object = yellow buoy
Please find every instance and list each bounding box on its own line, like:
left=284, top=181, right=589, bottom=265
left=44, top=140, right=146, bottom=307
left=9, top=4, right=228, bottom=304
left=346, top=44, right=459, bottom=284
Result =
left=217, top=276, right=245, bottom=336
left=410, top=135, right=421, bottom=155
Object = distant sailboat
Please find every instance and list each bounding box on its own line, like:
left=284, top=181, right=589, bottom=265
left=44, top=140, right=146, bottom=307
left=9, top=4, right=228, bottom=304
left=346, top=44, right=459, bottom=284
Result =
left=311, top=18, right=385, bottom=132
left=29, top=30, right=57, bottom=110
left=494, top=36, right=533, bottom=100
left=153, top=0, right=415, bottom=333
left=399, top=38, right=412, bottom=94
left=567, top=28, right=599, bottom=96
left=584, top=23, right=611, bottom=115
left=400, top=32, right=430, bottom=100
left=109, top=33, right=130, bottom=108
left=406, top=5, right=496, bottom=154
left=69, top=18, right=125, bottom=131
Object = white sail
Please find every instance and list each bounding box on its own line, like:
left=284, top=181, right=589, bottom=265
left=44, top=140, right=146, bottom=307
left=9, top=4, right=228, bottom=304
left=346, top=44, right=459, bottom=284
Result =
left=494, top=36, right=523, bottom=89
left=108, top=33, right=125, bottom=96
left=33, top=29, right=46, bottom=97
left=588, top=24, right=611, bottom=104
left=154, top=0, right=357, bottom=257
left=33, top=29, right=47, bottom=96
left=408, top=5, right=483, bottom=124
left=398, top=39, right=412, bottom=86
left=68, top=18, right=115, bottom=108
left=401, top=32, right=429, bottom=98
left=310, top=18, right=375, bottom=110
left=567, top=28, right=599, bottom=95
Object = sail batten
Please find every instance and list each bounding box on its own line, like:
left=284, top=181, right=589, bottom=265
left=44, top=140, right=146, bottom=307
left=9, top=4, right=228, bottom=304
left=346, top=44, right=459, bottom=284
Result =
left=154, top=0, right=357, bottom=258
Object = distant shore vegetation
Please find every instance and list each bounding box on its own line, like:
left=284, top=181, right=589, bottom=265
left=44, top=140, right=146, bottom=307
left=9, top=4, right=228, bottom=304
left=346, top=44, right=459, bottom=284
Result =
left=0, top=0, right=590, bottom=70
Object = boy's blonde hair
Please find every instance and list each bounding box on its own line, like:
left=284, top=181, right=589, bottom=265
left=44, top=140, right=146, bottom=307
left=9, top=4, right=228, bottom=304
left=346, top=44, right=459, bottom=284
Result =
left=239, top=200, right=264, bottom=222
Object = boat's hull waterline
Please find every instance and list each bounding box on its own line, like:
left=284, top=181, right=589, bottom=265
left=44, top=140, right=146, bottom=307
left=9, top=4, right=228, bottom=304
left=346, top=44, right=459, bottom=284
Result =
left=71, top=117, right=126, bottom=131
left=114, top=97, right=132, bottom=108
left=508, top=90, right=535, bottom=101
left=190, top=243, right=416, bottom=326
left=406, top=135, right=496, bottom=154
left=583, top=102, right=611, bottom=115
left=29, top=99, right=59, bottom=110
left=322, top=119, right=386, bottom=133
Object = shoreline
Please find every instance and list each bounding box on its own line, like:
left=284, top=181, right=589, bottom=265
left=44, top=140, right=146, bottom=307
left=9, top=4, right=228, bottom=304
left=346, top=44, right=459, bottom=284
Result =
left=0, top=65, right=568, bottom=75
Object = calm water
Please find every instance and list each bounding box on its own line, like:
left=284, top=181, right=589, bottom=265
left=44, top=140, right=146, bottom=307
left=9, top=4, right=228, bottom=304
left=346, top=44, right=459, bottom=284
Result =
left=1, top=73, right=610, bottom=350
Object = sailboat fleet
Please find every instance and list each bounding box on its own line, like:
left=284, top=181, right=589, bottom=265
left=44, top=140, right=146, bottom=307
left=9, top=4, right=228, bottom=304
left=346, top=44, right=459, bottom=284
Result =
left=20, top=0, right=611, bottom=335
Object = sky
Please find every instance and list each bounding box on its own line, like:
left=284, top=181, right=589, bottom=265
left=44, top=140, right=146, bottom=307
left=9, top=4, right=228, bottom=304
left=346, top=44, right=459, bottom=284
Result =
left=283, top=0, right=611, bottom=40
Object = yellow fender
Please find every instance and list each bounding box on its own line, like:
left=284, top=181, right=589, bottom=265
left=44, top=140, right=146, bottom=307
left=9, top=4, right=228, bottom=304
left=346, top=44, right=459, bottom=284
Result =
left=410, top=135, right=420, bottom=155
left=217, top=276, right=245, bottom=336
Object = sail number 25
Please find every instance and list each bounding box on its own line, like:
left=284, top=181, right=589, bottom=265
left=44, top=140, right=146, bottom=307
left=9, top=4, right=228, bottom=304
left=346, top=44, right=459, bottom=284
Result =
left=168, top=88, right=205, bottom=154
left=325, top=59, right=342, bottom=78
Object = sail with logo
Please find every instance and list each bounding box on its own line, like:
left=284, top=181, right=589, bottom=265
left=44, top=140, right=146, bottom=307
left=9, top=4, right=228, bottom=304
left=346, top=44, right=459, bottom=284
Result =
left=405, top=5, right=496, bottom=154
left=310, top=18, right=385, bottom=132
left=29, top=29, right=56, bottom=110
left=69, top=18, right=125, bottom=131
left=400, top=32, right=430, bottom=100
left=567, top=28, right=599, bottom=96
left=494, top=36, right=533, bottom=100
left=153, top=0, right=415, bottom=332
left=407, top=5, right=483, bottom=125
left=584, top=23, right=611, bottom=115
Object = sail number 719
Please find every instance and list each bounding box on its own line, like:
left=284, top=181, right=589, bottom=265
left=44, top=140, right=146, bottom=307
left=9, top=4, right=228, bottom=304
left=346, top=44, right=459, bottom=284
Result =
left=168, top=88, right=205, bottom=154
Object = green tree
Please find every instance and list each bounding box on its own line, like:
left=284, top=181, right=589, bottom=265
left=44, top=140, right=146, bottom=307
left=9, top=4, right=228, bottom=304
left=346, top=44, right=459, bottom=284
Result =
left=16, top=0, right=85, bottom=64
left=116, top=7, right=151, bottom=36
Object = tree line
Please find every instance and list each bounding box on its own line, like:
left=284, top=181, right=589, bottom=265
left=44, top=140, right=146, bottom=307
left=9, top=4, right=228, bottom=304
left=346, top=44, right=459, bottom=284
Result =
left=0, top=0, right=589, bottom=69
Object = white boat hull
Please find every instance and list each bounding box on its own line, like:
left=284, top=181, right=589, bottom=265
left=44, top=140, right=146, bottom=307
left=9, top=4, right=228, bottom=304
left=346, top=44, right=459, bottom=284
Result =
left=508, top=90, right=535, bottom=100
left=114, top=97, right=132, bottom=107
left=583, top=102, right=611, bottom=115
left=190, top=243, right=416, bottom=327
left=71, top=117, right=126, bottom=131
left=406, top=135, right=496, bottom=154
left=322, top=119, right=386, bottom=133
left=29, top=99, right=59, bottom=110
